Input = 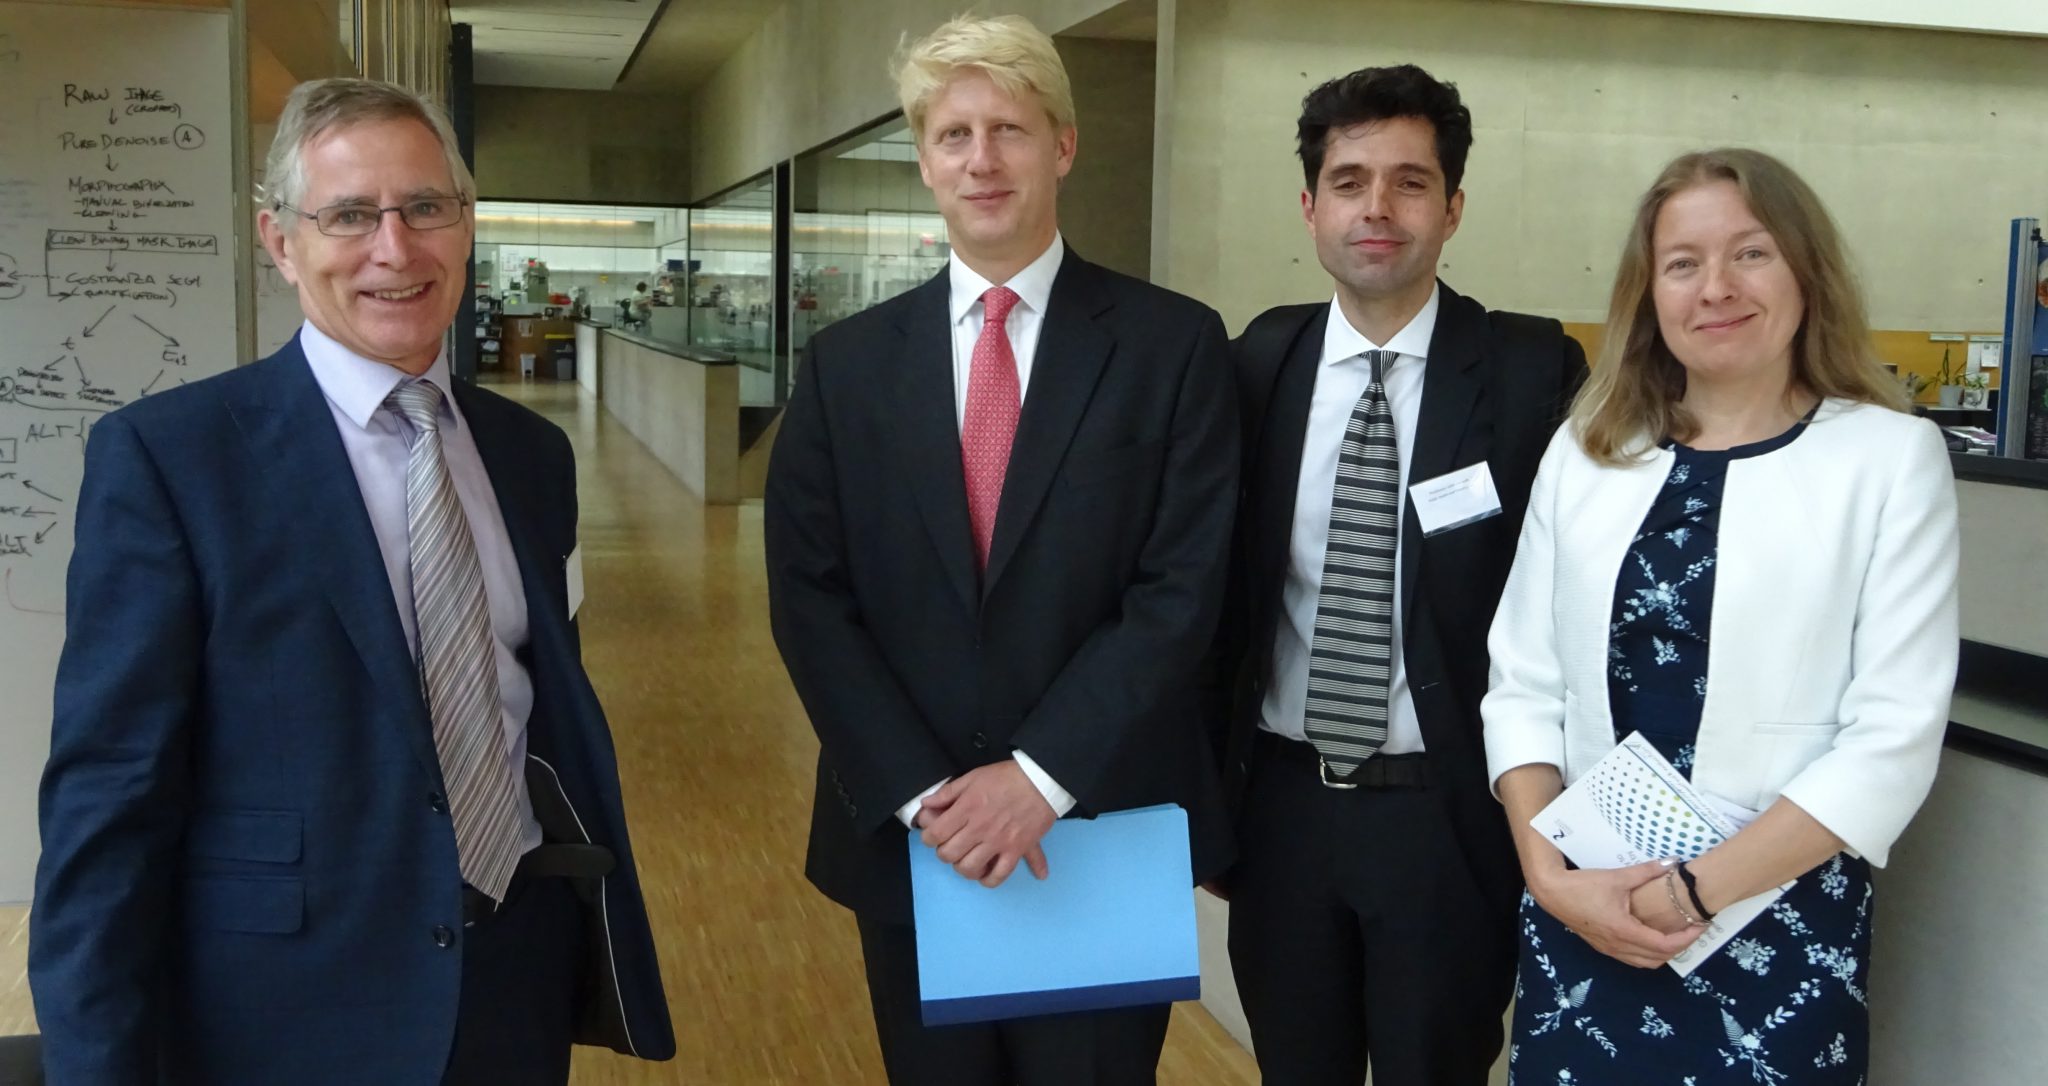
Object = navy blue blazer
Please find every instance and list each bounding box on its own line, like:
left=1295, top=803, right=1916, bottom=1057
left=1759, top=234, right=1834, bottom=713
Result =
left=30, top=336, right=675, bottom=1084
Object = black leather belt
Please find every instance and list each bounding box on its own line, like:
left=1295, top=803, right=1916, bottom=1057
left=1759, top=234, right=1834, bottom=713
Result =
left=462, top=842, right=615, bottom=925
left=1258, top=729, right=1431, bottom=790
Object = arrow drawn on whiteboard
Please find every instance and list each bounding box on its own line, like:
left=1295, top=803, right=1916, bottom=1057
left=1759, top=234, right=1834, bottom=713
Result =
left=34, top=522, right=58, bottom=545
left=41, top=354, right=65, bottom=372
left=22, top=480, right=64, bottom=503
left=105, top=153, right=118, bottom=173
left=105, top=249, right=116, bottom=272
left=75, top=357, right=89, bottom=385
left=108, top=106, right=117, bottom=126
left=82, top=304, right=116, bottom=337
left=141, top=369, right=165, bottom=396
left=131, top=314, right=179, bottom=347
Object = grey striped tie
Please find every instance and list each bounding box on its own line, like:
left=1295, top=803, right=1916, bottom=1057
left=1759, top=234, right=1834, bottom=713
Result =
left=1303, top=350, right=1401, bottom=779
left=387, top=380, right=524, bottom=901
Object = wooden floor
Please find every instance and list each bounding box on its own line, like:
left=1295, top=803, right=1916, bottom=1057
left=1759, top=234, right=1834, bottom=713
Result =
left=0, top=374, right=1260, bottom=1085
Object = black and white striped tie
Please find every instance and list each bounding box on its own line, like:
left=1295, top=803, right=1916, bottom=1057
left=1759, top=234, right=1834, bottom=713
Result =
left=1302, top=349, right=1400, bottom=780
left=388, top=380, right=524, bottom=902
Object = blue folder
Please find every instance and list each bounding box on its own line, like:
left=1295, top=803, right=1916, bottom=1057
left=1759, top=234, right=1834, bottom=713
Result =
left=909, top=804, right=1200, bottom=1027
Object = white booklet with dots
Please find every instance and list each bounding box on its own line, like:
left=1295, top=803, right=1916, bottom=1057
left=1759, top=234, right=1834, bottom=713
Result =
left=1531, top=731, right=1793, bottom=976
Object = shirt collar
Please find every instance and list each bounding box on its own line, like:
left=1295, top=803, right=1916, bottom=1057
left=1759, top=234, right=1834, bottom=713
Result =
left=948, top=233, right=1065, bottom=326
left=1322, top=282, right=1441, bottom=367
left=298, top=320, right=457, bottom=430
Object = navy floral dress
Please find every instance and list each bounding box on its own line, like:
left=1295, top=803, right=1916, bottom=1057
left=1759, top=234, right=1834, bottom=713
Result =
left=1510, top=420, right=1875, bottom=1086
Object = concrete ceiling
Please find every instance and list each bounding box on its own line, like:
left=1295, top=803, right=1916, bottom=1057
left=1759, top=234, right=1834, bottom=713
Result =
left=451, top=0, right=773, bottom=94
left=453, top=1, right=661, bottom=90
left=610, top=0, right=777, bottom=95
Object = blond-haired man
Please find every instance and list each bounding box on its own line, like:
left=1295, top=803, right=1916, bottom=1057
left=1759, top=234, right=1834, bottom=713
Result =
left=766, top=14, right=1237, bottom=1085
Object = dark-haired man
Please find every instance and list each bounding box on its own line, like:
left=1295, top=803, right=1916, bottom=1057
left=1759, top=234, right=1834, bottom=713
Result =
left=1216, top=64, right=1585, bottom=1084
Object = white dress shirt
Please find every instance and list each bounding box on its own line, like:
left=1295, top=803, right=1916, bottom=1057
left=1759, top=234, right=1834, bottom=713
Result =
left=1260, top=287, right=1438, bottom=754
left=299, top=321, right=543, bottom=852
left=897, top=234, right=1077, bottom=829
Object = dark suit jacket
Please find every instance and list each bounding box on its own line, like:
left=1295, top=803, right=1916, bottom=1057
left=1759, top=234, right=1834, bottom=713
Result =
left=30, top=337, right=675, bottom=1085
left=765, top=252, right=1239, bottom=923
left=1221, top=282, right=1585, bottom=913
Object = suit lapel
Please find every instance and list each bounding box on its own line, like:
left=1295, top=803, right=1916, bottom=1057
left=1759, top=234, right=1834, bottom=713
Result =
left=457, top=384, right=574, bottom=748
left=1250, top=307, right=1328, bottom=653
left=893, top=271, right=981, bottom=616
left=453, top=382, right=555, bottom=610
left=1401, top=283, right=1488, bottom=624
left=981, top=254, right=1114, bottom=600
left=225, top=339, right=440, bottom=783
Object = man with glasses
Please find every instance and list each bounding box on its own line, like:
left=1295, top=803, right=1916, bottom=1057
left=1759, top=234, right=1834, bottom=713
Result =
left=30, top=78, right=673, bottom=1086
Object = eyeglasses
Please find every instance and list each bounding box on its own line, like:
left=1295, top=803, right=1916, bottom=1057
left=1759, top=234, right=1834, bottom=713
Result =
left=276, top=195, right=470, bottom=237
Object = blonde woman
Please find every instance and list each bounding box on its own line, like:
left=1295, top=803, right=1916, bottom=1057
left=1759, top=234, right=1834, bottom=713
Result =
left=1483, top=149, right=1958, bottom=1083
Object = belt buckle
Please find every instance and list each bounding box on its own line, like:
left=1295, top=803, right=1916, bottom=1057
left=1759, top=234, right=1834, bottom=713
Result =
left=1317, top=756, right=1359, bottom=790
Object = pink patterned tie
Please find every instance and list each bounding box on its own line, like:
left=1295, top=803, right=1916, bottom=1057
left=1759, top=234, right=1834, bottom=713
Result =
left=961, top=286, right=1022, bottom=572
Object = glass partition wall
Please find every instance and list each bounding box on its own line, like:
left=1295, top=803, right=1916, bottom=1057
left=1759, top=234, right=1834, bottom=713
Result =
left=686, top=176, right=777, bottom=405
left=472, top=201, right=687, bottom=373
left=469, top=114, right=944, bottom=406
left=790, top=119, right=948, bottom=400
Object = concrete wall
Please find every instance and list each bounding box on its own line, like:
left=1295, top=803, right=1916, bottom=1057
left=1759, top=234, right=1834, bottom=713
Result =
left=796, top=154, right=931, bottom=216
left=600, top=332, right=740, bottom=505
left=1057, top=35, right=1156, bottom=281
left=1157, top=0, right=2048, bottom=334
left=474, top=85, right=692, bottom=204
left=576, top=320, right=602, bottom=399
left=1956, top=480, right=2048, bottom=657
left=686, top=0, right=1129, bottom=202
left=1871, top=746, right=2048, bottom=1085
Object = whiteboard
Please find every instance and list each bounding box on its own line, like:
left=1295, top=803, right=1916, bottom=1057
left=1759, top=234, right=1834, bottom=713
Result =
left=0, top=1, right=238, bottom=901
left=251, top=120, right=306, bottom=357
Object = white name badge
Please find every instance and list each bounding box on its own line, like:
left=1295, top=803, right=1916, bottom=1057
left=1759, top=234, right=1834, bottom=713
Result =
left=1408, top=461, right=1503, bottom=537
left=566, top=544, right=585, bottom=620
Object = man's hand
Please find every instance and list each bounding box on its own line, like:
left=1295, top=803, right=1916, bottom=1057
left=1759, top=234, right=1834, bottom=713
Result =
left=917, top=761, right=1055, bottom=887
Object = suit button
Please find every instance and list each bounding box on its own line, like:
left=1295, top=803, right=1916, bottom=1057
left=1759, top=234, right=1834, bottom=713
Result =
left=428, top=791, right=447, bottom=813
left=848, top=805, right=859, bottom=819
left=432, top=925, right=454, bottom=948
left=971, top=732, right=988, bottom=750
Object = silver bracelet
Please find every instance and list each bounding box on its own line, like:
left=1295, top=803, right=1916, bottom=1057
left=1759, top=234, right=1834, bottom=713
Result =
left=1664, top=867, right=1706, bottom=927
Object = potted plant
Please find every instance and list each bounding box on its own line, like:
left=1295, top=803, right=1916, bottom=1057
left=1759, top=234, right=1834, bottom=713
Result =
left=1935, top=347, right=1965, bottom=408
left=1962, top=371, right=1990, bottom=409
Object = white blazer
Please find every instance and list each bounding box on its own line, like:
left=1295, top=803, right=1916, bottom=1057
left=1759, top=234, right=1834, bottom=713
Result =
left=1482, top=398, right=1959, bottom=867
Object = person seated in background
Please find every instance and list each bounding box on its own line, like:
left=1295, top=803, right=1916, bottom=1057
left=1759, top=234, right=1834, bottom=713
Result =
left=1483, top=147, right=1959, bottom=1085
left=629, top=280, right=654, bottom=326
